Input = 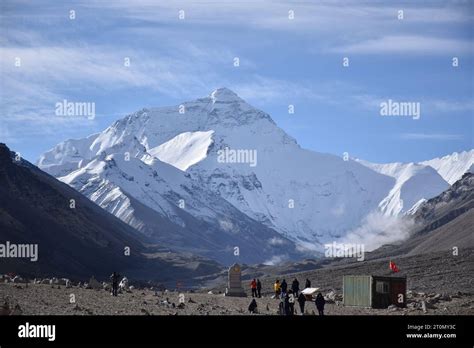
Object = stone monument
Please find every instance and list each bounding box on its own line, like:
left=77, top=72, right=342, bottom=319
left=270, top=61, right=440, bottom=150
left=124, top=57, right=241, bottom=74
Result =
left=225, top=263, right=246, bottom=297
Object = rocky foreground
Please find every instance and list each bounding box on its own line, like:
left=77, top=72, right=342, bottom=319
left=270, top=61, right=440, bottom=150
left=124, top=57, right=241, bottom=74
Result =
left=1, top=282, right=473, bottom=316
left=1, top=247, right=473, bottom=316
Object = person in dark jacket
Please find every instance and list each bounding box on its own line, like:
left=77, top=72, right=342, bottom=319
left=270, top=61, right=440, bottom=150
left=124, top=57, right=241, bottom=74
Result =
left=284, top=293, right=291, bottom=316
left=315, top=292, right=325, bottom=316
left=110, top=272, right=120, bottom=296
left=256, top=279, right=262, bottom=298
left=297, top=292, right=306, bottom=315
left=280, top=279, right=288, bottom=298
left=248, top=299, right=258, bottom=314
left=291, top=278, right=300, bottom=297
left=287, top=290, right=295, bottom=315
left=305, top=278, right=311, bottom=289
left=278, top=299, right=285, bottom=315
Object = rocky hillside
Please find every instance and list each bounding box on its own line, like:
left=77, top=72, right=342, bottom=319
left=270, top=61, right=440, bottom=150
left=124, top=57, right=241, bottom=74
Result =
left=0, top=143, right=222, bottom=284
left=369, top=172, right=474, bottom=258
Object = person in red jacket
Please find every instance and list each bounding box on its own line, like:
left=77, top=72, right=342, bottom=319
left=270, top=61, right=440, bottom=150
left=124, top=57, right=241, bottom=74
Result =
left=250, top=278, right=257, bottom=298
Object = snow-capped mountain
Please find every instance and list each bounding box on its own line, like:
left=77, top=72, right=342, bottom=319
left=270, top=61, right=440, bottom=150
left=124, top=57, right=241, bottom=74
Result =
left=355, top=160, right=449, bottom=216
left=55, top=139, right=300, bottom=264
left=356, top=150, right=474, bottom=215
left=37, top=88, right=474, bottom=262
left=421, top=150, right=474, bottom=185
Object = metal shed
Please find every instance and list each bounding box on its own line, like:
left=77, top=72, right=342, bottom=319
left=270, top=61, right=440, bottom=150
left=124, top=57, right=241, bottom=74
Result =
left=343, top=275, right=406, bottom=308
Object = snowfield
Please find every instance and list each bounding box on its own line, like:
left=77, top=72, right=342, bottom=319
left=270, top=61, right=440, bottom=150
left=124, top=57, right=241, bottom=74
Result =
left=149, top=130, right=215, bottom=171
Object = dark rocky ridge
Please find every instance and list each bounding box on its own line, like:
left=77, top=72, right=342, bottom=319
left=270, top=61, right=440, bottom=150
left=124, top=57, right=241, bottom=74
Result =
left=0, top=143, right=222, bottom=285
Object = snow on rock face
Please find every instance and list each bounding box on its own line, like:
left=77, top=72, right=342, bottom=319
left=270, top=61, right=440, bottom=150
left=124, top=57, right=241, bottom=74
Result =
left=469, top=163, right=474, bottom=174
left=56, top=146, right=300, bottom=264
left=189, top=148, right=394, bottom=247
left=149, top=130, right=214, bottom=171
left=421, top=150, right=474, bottom=185
left=210, top=87, right=242, bottom=103
left=59, top=154, right=188, bottom=227
left=37, top=133, right=100, bottom=177
left=356, top=160, right=449, bottom=216
left=406, top=198, right=427, bottom=215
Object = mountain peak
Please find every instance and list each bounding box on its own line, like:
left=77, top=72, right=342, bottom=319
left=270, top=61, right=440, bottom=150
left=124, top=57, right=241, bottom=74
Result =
left=209, top=87, right=241, bottom=103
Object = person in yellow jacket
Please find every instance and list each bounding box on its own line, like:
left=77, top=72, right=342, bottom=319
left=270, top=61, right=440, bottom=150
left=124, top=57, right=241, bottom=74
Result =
left=274, top=279, right=281, bottom=298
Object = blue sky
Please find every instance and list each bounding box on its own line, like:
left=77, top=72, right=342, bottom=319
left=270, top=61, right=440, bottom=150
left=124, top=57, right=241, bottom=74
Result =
left=1, top=0, right=473, bottom=163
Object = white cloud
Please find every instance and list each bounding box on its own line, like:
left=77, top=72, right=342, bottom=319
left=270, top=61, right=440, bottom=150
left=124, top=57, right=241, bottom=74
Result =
left=329, top=35, right=473, bottom=55
left=294, top=240, right=323, bottom=254
left=0, top=45, right=220, bottom=95
left=400, top=133, right=464, bottom=141
left=341, top=211, right=415, bottom=251
left=0, top=126, right=18, bottom=144
left=268, top=237, right=286, bottom=246
left=263, top=254, right=288, bottom=266
left=232, top=76, right=326, bottom=104
left=429, top=100, right=474, bottom=113
left=80, top=1, right=473, bottom=32
left=0, top=42, right=233, bottom=138
left=2, top=0, right=472, bottom=149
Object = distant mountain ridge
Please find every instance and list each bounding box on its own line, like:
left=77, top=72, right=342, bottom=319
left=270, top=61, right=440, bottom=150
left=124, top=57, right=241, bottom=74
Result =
left=356, top=150, right=473, bottom=216
left=421, top=150, right=474, bottom=185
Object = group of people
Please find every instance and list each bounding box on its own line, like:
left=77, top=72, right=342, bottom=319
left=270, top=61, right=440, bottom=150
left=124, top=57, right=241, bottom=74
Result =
left=273, top=277, right=311, bottom=298
left=250, top=278, right=262, bottom=298
left=248, top=277, right=326, bottom=315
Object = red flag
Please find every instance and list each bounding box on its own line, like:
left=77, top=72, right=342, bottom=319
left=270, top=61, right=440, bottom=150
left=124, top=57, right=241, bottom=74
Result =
left=389, top=261, right=399, bottom=273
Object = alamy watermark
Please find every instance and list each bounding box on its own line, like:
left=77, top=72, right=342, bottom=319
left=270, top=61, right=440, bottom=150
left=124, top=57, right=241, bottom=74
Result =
left=0, top=241, right=38, bottom=262
left=217, top=147, right=257, bottom=167
left=380, top=99, right=420, bottom=120
left=18, top=322, right=55, bottom=341
left=55, top=99, right=95, bottom=120
left=324, top=242, right=365, bottom=261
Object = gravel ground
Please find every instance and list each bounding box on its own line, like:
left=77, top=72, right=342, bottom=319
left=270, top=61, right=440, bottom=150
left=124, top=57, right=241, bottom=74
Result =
left=1, top=248, right=472, bottom=316
left=1, top=283, right=472, bottom=315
